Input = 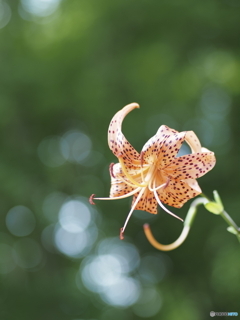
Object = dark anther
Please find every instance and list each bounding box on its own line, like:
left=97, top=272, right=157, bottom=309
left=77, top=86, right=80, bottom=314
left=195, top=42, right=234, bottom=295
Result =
left=164, top=178, right=170, bottom=189
left=89, top=194, right=96, bottom=205
left=109, top=163, right=116, bottom=178
left=120, top=228, right=124, bottom=240
left=140, top=151, right=144, bottom=167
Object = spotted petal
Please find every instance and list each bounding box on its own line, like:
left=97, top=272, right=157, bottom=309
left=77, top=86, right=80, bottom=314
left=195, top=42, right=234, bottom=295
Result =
left=132, top=189, right=158, bottom=214
left=142, top=125, right=177, bottom=163
left=108, top=103, right=140, bottom=165
left=110, top=163, right=139, bottom=198
left=163, top=152, right=216, bottom=180
left=157, top=125, right=179, bottom=136
left=185, top=131, right=202, bottom=153
left=157, top=178, right=202, bottom=208
left=158, top=131, right=186, bottom=168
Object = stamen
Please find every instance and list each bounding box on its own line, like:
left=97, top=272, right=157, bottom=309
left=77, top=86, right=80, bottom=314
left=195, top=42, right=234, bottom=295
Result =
left=118, top=157, right=148, bottom=187
left=153, top=189, right=183, bottom=222
left=149, top=182, right=166, bottom=192
left=115, top=174, right=141, bottom=188
left=151, top=180, right=183, bottom=222
left=94, top=187, right=141, bottom=201
left=109, top=163, right=115, bottom=178
left=120, top=187, right=146, bottom=239
left=89, top=194, right=96, bottom=205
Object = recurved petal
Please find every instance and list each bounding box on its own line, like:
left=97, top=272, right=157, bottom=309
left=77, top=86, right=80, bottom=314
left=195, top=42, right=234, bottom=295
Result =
left=163, top=151, right=216, bottom=180
left=108, top=103, right=140, bottom=161
left=201, top=147, right=211, bottom=153
left=142, top=125, right=184, bottom=165
left=185, top=131, right=202, bottom=153
left=132, top=189, right=158, bottom=214
left=157, top=178, right=202, bottom=208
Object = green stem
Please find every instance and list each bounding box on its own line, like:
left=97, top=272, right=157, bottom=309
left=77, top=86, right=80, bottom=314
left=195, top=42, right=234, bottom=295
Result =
left=220, top=210, right=239, bottom=232
left=203, top=191, right=240, bottom=243
left=220, top=210, right=240, bottom=243
left=184, top=197, right=208, bottom=228
left=143, top=197, right=208, bottom=251
left=144, top=192, right=240, bottom=251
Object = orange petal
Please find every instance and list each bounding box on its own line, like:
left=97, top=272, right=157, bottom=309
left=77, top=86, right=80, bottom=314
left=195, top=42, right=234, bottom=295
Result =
left=157, top=178, right=202, bottom=208
left=108, top=103, right=140, bottom=163
left=132, top=189, right=158, bottom=214
left=184, top=178, right=202, bottom=193
left=163, top=152, right=216, bottom=180
left=142, top=125, right=185, bottom=165
left=109, top=163, right=138, bottom=197
left=158, top=131, right=186, bottom=168
left=156, top=125, right=179, bottom=136
left=185, top=131, right=202, bottom=153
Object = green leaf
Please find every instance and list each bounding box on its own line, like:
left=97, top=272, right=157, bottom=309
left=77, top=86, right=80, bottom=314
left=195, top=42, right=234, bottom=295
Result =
left=204, top=202, right=223, bottom=214
left=227, top=226, right=238, bottom=235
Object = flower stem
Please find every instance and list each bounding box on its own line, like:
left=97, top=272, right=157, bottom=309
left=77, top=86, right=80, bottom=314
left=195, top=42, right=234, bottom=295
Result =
left=203, top=191, right=240, bottom=243
left=144, top=192, right=240, bottom=251
left=220, top=210, right=240, bottom=243
left=143, top=197, right=207, bottom=251
left=143, top=223, right=190, bottom=251
left=220, top=210, right=239, bottom=232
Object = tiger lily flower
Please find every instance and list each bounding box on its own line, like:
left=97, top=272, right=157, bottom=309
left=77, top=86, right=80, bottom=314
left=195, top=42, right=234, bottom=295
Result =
left=90, top=103, right=216, bottom=239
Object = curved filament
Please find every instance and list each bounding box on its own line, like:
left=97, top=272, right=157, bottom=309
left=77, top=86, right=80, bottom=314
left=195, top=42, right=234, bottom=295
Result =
left=118, top=157, right=148, bottom=188
left=114, top=173, right=143, bottom=189
left=151, top=180, right=183, bottom=222
left=148, top=182, right=166, bottom=192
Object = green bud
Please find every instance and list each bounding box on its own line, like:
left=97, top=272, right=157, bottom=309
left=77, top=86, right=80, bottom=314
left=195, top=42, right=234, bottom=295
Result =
left=204, top=202, right=223, bottom=214
left=227, top=226, right=238, bottom=235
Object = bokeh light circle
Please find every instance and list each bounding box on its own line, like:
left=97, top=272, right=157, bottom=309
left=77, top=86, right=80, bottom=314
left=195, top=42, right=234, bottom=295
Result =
left=54, top=224, right=97, bottom=258
left=6, top=205, right=36, bottom=237
left=80, top=238, right=141, bottom=307
left=97, top=238, right=140, bottom=273
left=42, top=192, right=66, bottom=223
left=0, top=1, right=11, bottom=29
left=21, top=0, right=60, bottom=17
left=61, top=130, right=92, bottom=164
left=101, top=276, right=140, bottom=307
left=59, top=200, right=91, bottom=233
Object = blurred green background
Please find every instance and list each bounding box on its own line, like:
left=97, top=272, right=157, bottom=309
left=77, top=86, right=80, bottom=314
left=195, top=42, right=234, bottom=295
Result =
left=0, top=0, right=240, bottom=319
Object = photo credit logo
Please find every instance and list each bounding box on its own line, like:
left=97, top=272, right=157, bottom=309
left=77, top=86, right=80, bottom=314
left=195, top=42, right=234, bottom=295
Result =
left=210, top=311, right=238, bottom=317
